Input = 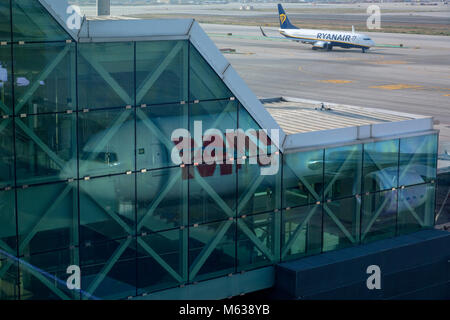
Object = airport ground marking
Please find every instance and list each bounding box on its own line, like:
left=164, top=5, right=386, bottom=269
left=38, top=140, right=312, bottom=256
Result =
left=370, top=84, right=423, bottom=90
left=318, top=79, right=353, bottom=84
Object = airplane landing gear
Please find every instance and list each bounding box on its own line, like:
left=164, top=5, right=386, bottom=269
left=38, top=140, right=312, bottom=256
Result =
left=362, top=48, right=366, bottom=53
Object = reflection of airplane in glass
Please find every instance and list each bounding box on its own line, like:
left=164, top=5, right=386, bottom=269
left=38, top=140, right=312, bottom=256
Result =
left=62, top=117, right=431, bottom=219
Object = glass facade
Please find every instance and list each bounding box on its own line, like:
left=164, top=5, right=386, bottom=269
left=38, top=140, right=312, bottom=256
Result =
left=0, top=0, right=439, bottom=300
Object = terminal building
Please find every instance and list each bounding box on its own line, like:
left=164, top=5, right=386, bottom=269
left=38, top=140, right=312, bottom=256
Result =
left=0, top=0, right=447, bottom=300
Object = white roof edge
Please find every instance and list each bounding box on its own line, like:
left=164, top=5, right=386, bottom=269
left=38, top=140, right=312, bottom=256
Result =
left=284, top=129, right=438, bottom=154
left=189, top=21, right=286, bottom=152
left=78, top=19, right=194, bottom=41
left=283, top=118, right=435, bottom=152
left=39, top=0, right=78, bottom=40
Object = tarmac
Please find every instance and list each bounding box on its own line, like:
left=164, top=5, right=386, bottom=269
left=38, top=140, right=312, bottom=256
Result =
left=200, top=23, right=450, bottom=160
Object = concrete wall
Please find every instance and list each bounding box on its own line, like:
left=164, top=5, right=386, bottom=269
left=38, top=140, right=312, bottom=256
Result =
left=275, top=229, right=450, bottom=299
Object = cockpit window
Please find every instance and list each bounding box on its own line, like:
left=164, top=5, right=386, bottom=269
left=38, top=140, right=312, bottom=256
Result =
left=363, top=38, right=371, bottom=40
left=85, top=152, right=118, bottom=164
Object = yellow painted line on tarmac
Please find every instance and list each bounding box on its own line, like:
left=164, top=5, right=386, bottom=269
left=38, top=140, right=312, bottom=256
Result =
left=368, top=60, right=408, bottom=65
left=318, top=80, right=353, bottom=84
left=444, top=94, right=450, bottom=97
left=370, top=84, right=423, bottom=90
left=298, top=66, right=302, bottom=71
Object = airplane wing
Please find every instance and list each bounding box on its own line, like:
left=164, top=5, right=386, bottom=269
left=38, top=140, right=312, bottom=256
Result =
left=259, top=26, right=290, bottom=41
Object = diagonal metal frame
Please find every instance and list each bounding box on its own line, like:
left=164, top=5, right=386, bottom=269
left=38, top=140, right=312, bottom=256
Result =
left=323, top=148, right=358, bottom=198
left=79, top=50, right=132, bottom=105
left=190, top=50, right=228, bottom=99
left=281, top=205, right=319, bottom=259
left=237, top=174, right=265, bottom=214
left=0, top=184, right=75, bottom=299
left=0, top=100, right=11, bottom=115
left=323, top=204, right=357, bottom=244
left=400, top=196, right=424, bottom=227
left=137, top=170, right=182, bottom=231
left=21, top=261, right=72, bottom=300
left=15, top=45, right=72, bottom=114
left=286, top=157, right=357, bottom=244
left=79, top=110, right=130, bottom=173
left=136, top=108, right=174, bottom=152
left=364, top=150, right=397, bottom=188
left=137, top=237, right=183, bottom=283
left=189, top=173, right=276, bottom=280
left=79, top=183, right=133, bottom=235
left=285, top=160, right=321, bottom=201
left=189, top=219, right=233, bottom=280
left=85, top=237, right=133, bottom=298
left=15, top=118, right=66, bottom=169
left=361, top=193, right=392, bottom=241
left=398, top=138, right=430, bottom=182
left=136, top=42, right=185, bottom=104
left=18, top=185, right=73, bottom=253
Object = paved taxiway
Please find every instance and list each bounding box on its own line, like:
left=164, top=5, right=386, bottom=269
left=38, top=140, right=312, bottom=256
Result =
left=201, top=24, right=450, bottom=156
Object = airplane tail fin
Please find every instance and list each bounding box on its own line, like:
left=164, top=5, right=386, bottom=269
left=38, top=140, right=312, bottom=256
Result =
left=277, top=4, right=298, bottom=29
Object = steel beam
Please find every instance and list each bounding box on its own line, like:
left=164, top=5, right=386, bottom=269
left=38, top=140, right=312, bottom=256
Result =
left=79, top=50, right=132, bottom=106
left=136, top=42, right=184, bottom=104
left=137, top=237, right=183, bottom=283
left=361, top=194, right=391, bottom=241
left=323, top=204, right=356, bottom=244
left=281, top=205, right=318, bottom=259
left=15, top=45, right=71, bottom=114
left=85, top=237, right=132, bottom=298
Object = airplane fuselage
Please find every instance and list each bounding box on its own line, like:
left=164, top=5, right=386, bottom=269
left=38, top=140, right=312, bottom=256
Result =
left=280, top=28, right=375, bottom=51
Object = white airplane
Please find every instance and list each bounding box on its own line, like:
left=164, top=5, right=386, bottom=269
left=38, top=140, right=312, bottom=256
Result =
left=263, top=4, right=375, bottom=52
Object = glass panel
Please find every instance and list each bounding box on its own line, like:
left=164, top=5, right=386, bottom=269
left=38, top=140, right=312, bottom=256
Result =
left=137, top=167, right=187, bottom=234
left=238, top=106, right=279, bottom=157
left=15, top=113, right=76, bottom=186
left=363, top=139, right=399, bottom=193
left=0, top=45, right=13, bottom=116
left=78, top=108, right=134, bottom=178
left=0, top=189, right=16, bottom=255
left=136, top=104, right=188, bottom=170
left=0, top=118, right=14, bottom=188
left=78, top=42, right=134, bottom=110
left=189, top=43, right=232, bottom=101
left=281, top=204, right=322, bottom=261
left=17, top=181, right=77, bottom=255
left=190, top=99, right=238, bottom=162
left=137, top=229, right=186, bottom=294
left=80, top=238, right=136, bottom=300
left=188, top=219, right=235, bottom=282
left=12, top=0, right=70, bottom=42
left=0, top=1, right=11, bottom=42
left=0, top=258, right=18, bottom=300
left=20, top=248, right=79, bottom=300
left=136, top=41, right=188, bottom=106
left=79, top=174, right=135, bottom=244
left=13, top=42, right=76, bottom=114
left=323, top=197, right=360, bottom=252
left=398, top=183, right=435, bottom=235
left=361, top=190, right=397, bottom=244
left=399, top=134, right=437, bottom=187
left=188, top=163, right=236, bottom=225
left=237, top=212, right=279, bottom=271
left=283, top=149, right=324, bottom=208
left=436, top=171, right=450, bottom=227
left=238, top=157, right=281, bottom=216
left=324, top=144, right=362, bottom=200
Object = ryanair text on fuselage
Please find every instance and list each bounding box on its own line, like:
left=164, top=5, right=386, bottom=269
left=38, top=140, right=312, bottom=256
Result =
left=271, top=4, right=375, bottom=52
